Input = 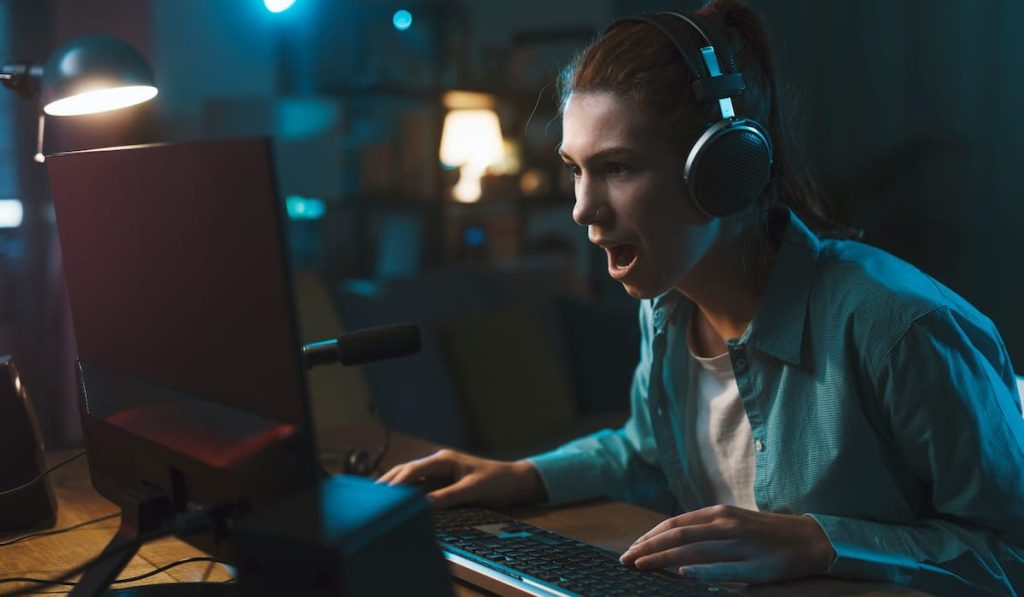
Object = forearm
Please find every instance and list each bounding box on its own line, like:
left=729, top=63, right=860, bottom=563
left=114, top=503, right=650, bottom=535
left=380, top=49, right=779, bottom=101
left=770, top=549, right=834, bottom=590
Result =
left=808, top=513, right=1024, bottom=595
left=527, top=427, right=672, bottom=509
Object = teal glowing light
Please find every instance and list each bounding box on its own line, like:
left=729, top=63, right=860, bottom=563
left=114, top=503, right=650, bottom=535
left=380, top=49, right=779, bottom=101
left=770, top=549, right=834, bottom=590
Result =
left=286, top=195, right=326, bottom=220
left=0, top=200, right=23, bottom=229
left=264, top=0, right=297, bottom=14
left=393, top=10, right=413, bottom=31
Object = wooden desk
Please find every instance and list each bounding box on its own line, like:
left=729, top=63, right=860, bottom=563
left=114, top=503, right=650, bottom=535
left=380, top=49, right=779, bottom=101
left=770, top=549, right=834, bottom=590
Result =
left=1, top=426, right=927, bottom=596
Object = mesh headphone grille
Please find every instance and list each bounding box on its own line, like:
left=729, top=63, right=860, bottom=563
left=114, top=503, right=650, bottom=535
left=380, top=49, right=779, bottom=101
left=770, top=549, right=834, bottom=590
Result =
left=692, top=128, right=771, bottom=217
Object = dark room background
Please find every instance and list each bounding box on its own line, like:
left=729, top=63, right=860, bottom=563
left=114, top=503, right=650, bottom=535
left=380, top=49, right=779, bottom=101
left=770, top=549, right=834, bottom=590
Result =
left=2, top=0, right=1022, bottom=452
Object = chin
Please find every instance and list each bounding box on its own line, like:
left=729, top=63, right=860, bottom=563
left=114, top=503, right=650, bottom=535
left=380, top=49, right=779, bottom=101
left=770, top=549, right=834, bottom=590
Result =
left=618, top=280, right=666, bottom=300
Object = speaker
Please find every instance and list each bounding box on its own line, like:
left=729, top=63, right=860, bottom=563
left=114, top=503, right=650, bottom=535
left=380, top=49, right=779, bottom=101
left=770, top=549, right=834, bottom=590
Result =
left=605, top=11, right=774, bottom=218
left=0, top=355, right=58, bottom=531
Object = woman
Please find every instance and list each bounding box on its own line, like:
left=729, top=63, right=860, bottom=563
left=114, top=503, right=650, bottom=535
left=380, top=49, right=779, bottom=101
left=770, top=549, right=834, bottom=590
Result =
left=379, top=1, right=1024, bottom=593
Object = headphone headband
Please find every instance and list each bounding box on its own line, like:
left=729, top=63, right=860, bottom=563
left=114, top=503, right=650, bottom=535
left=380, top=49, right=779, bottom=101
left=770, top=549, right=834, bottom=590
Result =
left=604, top=12, right=745, bottom=119
left=601, top=10, right=774, bottom=218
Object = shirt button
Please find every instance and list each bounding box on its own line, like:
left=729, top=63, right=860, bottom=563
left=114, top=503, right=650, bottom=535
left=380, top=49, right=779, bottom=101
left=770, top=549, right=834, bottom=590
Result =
left=735, top=358, right=747, bottom=369
left=754, top=439, right=764, bottom=452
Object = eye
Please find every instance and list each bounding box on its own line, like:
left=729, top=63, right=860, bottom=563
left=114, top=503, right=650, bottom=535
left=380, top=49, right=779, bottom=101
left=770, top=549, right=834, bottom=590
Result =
left=605, top=162, right=629, bottom=176
left=563, top=162, right=581, bottom=179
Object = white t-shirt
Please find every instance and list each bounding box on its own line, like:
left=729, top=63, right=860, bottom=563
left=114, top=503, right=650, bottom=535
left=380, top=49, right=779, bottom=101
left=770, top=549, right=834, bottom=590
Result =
left=686, top=331, right=758, bottom=511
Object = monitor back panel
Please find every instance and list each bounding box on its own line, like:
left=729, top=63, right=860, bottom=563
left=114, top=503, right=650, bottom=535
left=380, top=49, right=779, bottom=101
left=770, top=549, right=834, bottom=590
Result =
left=47, top=138, right=312, bottom=429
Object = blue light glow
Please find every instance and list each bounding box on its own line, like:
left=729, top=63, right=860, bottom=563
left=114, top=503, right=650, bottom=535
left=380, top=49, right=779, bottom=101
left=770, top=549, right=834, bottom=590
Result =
left=264, top=0, right=297, bottom=14
left=393, top=10, right=413, bottom=31
left=286, top=195, right=326, bottom=220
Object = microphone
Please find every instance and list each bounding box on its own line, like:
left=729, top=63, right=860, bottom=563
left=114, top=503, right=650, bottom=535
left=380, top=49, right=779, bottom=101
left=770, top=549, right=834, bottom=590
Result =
left=303, top=323, right=421, bottom=369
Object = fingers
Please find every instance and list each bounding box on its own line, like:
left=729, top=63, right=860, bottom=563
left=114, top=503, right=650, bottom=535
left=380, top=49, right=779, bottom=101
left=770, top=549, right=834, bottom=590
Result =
left=620, top=523, right=735, bottom=566
left=426, top=477, right=477, bottom=509
left=630, top=504, right=739, bottom=547
left=628, top=540, right=737, bottom=571
left=376, top=450, right=457, bottom=485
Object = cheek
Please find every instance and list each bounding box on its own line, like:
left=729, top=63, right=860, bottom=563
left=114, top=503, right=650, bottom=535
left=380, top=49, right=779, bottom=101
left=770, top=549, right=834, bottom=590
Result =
left=651, top=206, right=719, bottom=276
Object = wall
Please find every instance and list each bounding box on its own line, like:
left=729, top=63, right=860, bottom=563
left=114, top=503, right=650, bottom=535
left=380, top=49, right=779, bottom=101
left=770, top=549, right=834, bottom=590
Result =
left=4, top=0, right=1024, bottom=448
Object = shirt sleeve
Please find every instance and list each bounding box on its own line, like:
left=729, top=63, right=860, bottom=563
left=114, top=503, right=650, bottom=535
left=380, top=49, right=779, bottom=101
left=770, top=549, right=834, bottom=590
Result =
left=527, top=301, right=673, bottom=511
left=807, top=306, right=1024, bottom=595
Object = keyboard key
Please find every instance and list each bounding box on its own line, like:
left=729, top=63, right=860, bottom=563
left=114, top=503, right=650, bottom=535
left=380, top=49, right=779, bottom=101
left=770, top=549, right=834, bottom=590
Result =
left=432, top=507, right=741, bottom=596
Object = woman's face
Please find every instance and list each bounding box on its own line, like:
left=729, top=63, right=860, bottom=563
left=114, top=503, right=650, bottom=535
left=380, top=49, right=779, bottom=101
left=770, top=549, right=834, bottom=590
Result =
left=560, top=91, right=723, bottom=299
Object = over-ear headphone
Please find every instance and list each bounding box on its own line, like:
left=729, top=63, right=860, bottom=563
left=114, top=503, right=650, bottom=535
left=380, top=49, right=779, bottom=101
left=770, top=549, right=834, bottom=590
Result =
left=342, top=444, right=386, bottom=477
left=604, top=11, right=773, bottom=218
left=323, top=401, right=389, bottom=477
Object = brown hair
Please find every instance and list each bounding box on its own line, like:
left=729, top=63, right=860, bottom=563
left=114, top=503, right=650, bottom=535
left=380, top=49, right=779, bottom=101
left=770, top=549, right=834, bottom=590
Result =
left=559, top=0, right=856, bottom=247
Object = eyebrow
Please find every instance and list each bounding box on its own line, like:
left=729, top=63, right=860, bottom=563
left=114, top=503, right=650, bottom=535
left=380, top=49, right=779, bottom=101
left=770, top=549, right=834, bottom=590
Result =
left=557, top=146, right=640, bottom=163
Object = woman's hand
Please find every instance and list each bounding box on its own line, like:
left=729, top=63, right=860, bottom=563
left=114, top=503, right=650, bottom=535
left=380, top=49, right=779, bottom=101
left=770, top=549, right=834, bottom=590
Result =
left=376, top=449, right=547, bottom=509
left=618, top=504, right=836, bottom=584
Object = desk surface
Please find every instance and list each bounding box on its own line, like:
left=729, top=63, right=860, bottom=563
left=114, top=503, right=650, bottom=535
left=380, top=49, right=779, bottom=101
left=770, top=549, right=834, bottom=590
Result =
left=1, top=425, right=927, bottom=596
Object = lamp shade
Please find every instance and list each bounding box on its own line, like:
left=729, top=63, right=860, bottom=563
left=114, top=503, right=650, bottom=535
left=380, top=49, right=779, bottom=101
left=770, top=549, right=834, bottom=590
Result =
left=41, top=35, right=157, bottom=116
left=439, top=109, right=504, bottom=169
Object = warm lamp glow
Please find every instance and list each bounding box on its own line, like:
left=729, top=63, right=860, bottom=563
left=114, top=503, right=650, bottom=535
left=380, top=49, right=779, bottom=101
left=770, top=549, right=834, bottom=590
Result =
left=439, top=109, right=504, bottom=203
left=43, top=84, right=157, bottom=116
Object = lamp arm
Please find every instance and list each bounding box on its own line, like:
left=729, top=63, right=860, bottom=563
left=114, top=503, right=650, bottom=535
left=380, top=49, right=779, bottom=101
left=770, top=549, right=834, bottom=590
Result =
left=1, top=62, right=44, bottom=97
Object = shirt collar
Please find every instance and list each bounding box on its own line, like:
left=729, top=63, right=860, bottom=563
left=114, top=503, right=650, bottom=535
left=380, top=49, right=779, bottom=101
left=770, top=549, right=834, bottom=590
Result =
left=740, top=208, right=821, bottom=366
left=648, top=209, right=821, bottom=365
left=651, top=288, right=685, bottom=334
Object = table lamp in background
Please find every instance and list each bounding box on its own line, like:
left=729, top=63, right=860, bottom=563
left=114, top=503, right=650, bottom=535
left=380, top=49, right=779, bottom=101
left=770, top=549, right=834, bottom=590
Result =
left=439, top=96, right=505, bottom=203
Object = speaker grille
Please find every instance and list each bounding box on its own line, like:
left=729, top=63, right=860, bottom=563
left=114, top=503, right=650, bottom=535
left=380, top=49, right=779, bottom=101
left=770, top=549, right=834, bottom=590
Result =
left=693, top=129, right=771, bottom=217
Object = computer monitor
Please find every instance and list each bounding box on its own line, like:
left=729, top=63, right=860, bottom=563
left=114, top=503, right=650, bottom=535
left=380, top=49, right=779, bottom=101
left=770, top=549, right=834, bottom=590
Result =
left=46, top=137, right=322, bottom=592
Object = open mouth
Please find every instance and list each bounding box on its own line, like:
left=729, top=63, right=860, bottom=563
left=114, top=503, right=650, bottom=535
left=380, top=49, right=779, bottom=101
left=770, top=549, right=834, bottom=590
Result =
left=607, top=244, right=638, bottom=276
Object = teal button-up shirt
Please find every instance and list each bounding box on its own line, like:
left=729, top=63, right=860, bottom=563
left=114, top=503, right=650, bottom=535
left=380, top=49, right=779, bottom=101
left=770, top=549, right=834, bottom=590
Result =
left=528, top=210, right=1024, bottom=594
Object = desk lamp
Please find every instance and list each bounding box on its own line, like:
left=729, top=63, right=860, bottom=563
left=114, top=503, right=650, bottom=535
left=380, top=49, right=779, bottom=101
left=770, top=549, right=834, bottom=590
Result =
left=1, top=34, right=157, bottom=162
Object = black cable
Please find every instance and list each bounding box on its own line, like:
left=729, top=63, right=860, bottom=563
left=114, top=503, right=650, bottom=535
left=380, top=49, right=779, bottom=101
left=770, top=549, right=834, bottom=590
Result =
left=0, top=556, right=234, bottom=590
left=200, top=558, right=217, bottom=582
left=0, top=576, right=76, bottom=588
left=112, top=556, right=227, bottom=584
left=0, top=529, right=167, bottom=596
left=0, top=512, right=119, bottom=547
left=0, top=450, right=86, bottom=498
left=0, top=505, right=222, bottom=596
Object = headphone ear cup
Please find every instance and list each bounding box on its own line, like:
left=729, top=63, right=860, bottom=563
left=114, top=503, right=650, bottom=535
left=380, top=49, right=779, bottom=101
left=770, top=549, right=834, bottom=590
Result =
left=686, top=120, right=772, bottom=218
left=344, top=446, right=387, bottom=476
left=345, top=448, right=373, bottom=476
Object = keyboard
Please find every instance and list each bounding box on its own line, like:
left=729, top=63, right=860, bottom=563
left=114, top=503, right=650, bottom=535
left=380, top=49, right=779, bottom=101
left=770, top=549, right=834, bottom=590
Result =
left=431, top=507, right=742, bottom=596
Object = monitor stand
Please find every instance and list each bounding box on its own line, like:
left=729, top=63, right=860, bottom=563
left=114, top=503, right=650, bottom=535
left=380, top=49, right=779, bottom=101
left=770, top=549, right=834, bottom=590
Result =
left=69, top=484, right=236, bottom=597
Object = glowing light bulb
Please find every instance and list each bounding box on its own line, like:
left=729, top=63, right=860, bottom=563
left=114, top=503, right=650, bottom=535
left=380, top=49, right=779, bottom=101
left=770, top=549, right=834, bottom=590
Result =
left=264, top=0, right=297, bottom=14
left=43, top=85, right=158, bottom=116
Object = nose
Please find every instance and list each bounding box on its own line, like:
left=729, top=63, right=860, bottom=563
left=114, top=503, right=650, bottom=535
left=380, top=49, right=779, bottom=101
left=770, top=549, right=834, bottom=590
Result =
left=571, top=175, right=609, bottom=227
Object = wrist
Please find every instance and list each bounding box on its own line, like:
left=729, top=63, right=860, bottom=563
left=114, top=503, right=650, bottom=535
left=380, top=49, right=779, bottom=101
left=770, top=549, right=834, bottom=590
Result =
left=801, top=514, right=836, bottom=574
left=513, top=460, right=548, bottom=504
